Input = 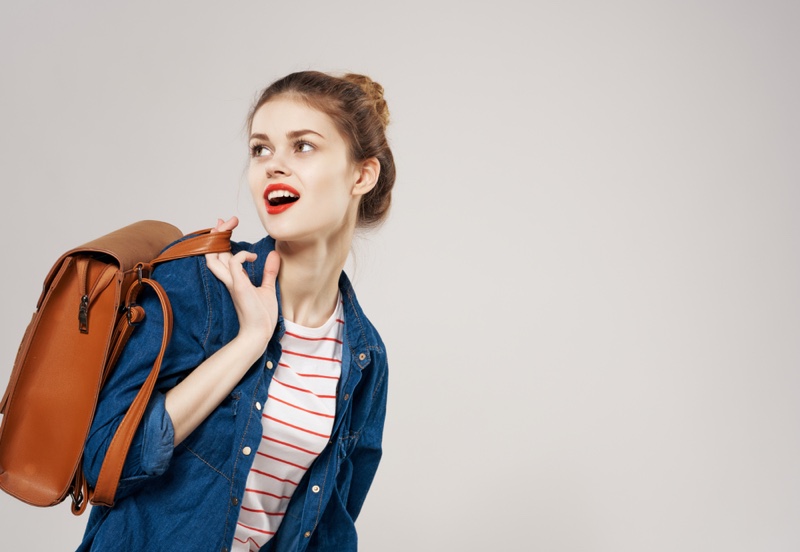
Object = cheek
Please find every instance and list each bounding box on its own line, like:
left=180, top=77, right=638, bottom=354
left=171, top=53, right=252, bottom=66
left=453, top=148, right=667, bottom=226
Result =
left=316, top=178, right=351, bottom=207
left=248, top=166, right=264, bottom=202
left=319, top=161, right=358, bottom=200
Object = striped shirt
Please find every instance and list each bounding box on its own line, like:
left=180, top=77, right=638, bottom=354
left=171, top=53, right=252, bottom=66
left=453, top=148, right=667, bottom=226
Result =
left=232, top=297, right=344, bottom=551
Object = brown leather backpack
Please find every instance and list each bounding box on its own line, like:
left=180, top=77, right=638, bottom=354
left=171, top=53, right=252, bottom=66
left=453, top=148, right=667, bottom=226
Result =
left=0, top=220, right=230, bottom=514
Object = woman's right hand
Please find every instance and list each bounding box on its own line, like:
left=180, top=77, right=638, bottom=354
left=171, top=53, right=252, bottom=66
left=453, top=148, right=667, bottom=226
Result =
left=205, top=217, right=281, bottom=355
left=164, top=217, right=281, bottom=445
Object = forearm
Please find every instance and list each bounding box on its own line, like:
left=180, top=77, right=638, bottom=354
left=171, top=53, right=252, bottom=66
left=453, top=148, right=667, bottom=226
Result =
left=165, top=332, right=265, bottom=445
left=165, top=239, right=280, bottom=445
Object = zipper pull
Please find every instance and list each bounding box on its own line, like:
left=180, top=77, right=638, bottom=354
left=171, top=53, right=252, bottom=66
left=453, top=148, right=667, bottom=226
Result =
left=79, top=294, right=89, bottom=333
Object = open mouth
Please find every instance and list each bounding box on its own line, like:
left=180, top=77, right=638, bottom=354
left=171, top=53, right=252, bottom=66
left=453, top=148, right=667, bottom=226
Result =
left=267, top=189, right=299, bottom=207
left=264, top=184, right=300, bottom=214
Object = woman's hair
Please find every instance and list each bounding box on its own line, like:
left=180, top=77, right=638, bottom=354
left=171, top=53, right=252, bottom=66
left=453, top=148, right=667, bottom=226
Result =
left=248, top=71, right=395, bottom=228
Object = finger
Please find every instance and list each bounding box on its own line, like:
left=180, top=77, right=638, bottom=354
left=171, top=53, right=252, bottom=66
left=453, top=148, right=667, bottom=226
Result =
left=221, top=216, right=239, bottom=232
left=210, top=216, right=239, bottom=234
left=205, top=250, right=231, bottom=264
left=260, top=251, right=281, bottom=291
left=205, top=254, right=233, bottom=287
left=228, top=250, right=257, bottom=288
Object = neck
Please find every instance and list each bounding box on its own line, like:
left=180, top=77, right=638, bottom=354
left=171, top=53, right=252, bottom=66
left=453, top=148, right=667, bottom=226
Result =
left=276, top=231, right=352, bottom=328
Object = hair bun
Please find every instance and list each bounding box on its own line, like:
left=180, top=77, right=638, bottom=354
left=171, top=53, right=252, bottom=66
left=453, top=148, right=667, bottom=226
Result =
left=343, top=73, right=390, bottom=129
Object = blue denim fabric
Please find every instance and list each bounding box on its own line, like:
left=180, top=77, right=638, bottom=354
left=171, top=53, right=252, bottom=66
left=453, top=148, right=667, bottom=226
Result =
left=76, top=236, right=388, bottom=552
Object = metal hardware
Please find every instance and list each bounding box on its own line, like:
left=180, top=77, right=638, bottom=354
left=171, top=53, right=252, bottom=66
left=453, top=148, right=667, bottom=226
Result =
left=78, top=294, right=89, bottom=333
left=125, top=303, right=141, bottom=327
left=69, top=483, right=84, bottom=512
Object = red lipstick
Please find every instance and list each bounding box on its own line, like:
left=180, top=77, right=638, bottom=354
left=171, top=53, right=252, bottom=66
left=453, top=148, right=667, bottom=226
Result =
left=264, top=183, right=301, bottom=215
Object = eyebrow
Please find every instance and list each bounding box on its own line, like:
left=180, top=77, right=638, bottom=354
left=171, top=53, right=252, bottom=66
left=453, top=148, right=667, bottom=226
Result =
left=249, top=129, right=325, bottom=142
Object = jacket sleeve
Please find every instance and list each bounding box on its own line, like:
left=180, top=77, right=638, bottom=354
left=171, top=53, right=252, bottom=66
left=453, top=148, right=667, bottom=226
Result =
left=82, top=255, right=213, bottom=502
left=344, top=350, right=388, bottom=521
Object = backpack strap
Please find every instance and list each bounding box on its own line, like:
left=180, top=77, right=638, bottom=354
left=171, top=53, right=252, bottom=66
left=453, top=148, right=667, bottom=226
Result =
left=89, top=228, right=231, bottom=509
left=90, top=278, right=173, bottom=508
left=151, top=228, right=232, bottom=264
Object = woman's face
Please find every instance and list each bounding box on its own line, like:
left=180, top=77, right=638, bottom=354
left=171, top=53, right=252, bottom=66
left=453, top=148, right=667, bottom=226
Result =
left=248, top=96, right=362, bottom=243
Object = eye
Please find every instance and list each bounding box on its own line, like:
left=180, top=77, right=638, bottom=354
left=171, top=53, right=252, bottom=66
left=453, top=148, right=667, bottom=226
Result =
left=250, top=144, right=271, bottom=157
left=294, top=140, right=314, bottom=153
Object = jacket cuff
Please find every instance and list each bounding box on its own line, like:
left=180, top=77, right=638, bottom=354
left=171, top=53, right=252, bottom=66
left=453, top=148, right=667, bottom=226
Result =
left=129, top=391, right=175, bottom=477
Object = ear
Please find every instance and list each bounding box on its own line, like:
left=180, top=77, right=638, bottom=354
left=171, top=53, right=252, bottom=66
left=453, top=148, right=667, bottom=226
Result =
left=351, top=157, right=380, bottom=197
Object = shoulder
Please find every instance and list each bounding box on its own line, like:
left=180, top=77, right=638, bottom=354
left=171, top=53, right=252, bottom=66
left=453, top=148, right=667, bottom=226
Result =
left=146, top=235, right=276, bottom=340
left=141, top=235, right=270, bottom=348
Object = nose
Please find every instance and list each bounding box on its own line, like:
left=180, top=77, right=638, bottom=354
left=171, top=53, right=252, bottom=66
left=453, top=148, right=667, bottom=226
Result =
left=264, top=152, right=291, bottom=179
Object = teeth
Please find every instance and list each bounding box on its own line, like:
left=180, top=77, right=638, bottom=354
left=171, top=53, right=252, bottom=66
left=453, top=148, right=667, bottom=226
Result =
left=268, top=189, right=299, bottom=201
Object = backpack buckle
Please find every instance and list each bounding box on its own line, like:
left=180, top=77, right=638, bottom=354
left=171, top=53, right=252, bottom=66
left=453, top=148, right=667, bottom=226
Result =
left=125, top=303, right=143, bottom=327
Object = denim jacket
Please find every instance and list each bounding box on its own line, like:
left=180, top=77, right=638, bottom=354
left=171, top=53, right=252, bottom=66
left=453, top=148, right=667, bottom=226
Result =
left=77, top=236, right=388, bottom=552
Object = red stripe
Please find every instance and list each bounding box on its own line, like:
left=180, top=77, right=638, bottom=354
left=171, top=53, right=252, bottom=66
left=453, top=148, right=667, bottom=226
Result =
left=296, top=372, right=339, bottom=380
left=285, top=330, right=343, bottom=345
left=240, top=506, right=286, bottom=516
left=268, top=394, right=335, bottom=418
left=271, top=377, right=336, bottom=399
left=233, top=536, right=262, bottom=549
left=257, top=451, right=309, bottom=470
left=250, top=468, right=299, bottom=486
left=278, top=362, right=291, bottom=368
left=244, top=487, right=293, bottom=500
left=263, top=436, right=318, bottom=455
left=263, top=414, right=331, bottom=438
left=282, top=349, right=342, bottom=363
left=336, top=318, right=344, bottom=324
left=237, top=521, right=276, bottom=536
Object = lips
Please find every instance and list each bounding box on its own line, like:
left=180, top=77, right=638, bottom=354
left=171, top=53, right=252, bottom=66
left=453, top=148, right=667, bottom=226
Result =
left=264, top=183, right=300, bottom=215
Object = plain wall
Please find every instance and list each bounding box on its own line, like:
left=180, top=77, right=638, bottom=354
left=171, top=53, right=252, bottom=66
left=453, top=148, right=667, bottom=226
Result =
left=1, top=1, right=798, bottom=550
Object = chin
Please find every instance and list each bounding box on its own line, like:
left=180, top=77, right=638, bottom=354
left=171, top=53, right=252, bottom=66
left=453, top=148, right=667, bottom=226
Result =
left=259, top=210, right=296, bottom=240
left=264, top=220, right=311, bottom=242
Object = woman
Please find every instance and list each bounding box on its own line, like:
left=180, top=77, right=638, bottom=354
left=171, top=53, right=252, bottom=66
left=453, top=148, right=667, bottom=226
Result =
left=78, top=71, right=394, bottom=552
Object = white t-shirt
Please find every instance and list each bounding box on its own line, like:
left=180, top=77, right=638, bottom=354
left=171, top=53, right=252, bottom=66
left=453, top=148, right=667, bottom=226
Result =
left=232, top=297, right=344, bottom=551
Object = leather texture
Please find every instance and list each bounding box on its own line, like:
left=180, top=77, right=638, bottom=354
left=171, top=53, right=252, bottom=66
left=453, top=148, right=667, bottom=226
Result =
left=0, top=220, right=230, bottom=514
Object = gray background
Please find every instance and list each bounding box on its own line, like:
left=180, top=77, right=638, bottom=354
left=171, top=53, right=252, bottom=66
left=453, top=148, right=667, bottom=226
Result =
left=1, top=1, right=799, bottom=550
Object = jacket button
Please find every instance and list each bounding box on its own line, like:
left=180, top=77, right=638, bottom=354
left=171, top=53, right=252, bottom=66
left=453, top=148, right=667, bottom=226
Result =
left=222, top=548, right=229, bottom=552
left=255, top=402, right=262, bottom=410
left=242, top=446, right=252, bottom=456
left=304, top=531, right=312, bottom=538
left=266, top=361, right=274, bottom=370
left=344, top=394, right=350, bottom=401
left=358, top=353, right=366, bottom=361
left=231, top=497, right=239, bottom=506
left=312, top=485, right=320, bottom=493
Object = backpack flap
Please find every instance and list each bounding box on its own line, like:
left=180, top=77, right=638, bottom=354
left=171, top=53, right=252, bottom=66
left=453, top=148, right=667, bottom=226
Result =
left=68, top=220, right=183, bottom=273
